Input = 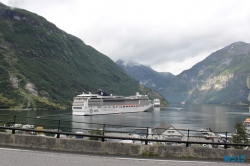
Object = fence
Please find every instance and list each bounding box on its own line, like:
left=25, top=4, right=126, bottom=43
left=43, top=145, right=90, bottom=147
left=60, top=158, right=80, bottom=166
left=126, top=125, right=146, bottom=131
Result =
left=0, top=114, right=249, bottom=149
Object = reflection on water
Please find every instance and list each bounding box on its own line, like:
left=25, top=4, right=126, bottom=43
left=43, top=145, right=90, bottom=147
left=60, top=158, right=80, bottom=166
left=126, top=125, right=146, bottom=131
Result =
left=0, top=104, right=249, bottom=133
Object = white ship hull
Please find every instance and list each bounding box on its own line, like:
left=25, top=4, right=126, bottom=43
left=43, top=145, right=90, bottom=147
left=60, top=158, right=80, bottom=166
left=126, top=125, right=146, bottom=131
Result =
left=73, top=104, right=152, bottom=116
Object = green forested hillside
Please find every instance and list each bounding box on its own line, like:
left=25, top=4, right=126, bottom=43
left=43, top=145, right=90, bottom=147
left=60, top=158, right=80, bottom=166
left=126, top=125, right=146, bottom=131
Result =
left=0, top=3, right=167, bottom=109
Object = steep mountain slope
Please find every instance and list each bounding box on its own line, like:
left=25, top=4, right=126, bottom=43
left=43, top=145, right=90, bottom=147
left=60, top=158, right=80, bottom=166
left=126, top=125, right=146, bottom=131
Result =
left=116, top=42, right=250, bottom=105
left=116, top=60, right=175, bottom=94
left=164, top=42, right=250, bottom=104
left=0, top=3, right=167, bottom=109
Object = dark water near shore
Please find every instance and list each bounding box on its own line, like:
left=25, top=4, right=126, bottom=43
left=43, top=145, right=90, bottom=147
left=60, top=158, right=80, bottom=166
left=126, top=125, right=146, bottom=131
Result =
left=0, top=104, right=249, bottom=133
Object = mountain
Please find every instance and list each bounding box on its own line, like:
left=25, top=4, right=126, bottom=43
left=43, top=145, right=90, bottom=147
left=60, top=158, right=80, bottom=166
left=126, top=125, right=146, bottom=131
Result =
left=116, top=60, right=175, bottom=94
left=0, top=3, right=168, bottom=109
left=116, top=42, right=250, bottom=105
left=164, top=42, right=250, bottom=104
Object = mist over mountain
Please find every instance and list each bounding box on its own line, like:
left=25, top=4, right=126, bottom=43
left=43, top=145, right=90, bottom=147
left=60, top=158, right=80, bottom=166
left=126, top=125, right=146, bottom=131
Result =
left=117, top=42, right=250, bottom=105
left=0, top=3, right=168, bottom=109
left=116, top=60, right=175, bottom=94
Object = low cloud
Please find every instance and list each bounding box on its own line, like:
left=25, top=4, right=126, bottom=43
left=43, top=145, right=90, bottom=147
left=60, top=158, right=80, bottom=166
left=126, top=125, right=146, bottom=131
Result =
left=2, top=0, right=250, bottom=75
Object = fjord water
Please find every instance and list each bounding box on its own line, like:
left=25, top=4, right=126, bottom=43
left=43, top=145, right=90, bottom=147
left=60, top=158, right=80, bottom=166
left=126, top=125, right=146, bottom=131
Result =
left=1, top=104, right=249, bottom=133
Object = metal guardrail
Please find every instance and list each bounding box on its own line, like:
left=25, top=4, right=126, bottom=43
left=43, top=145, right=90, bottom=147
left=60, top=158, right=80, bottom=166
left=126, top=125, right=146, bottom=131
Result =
left=0, top=126, right=249, bottom=149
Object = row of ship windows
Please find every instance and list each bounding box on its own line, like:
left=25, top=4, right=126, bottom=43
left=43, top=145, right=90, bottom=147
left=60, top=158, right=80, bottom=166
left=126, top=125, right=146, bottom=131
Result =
left=122, top=105, right=139, bottom=107
left=73, top=107, right=82, bottom=109
left=73, top=104, right=142, bottom=108
left=73, top=105, right=140, bottom=109
left=102, top=105, right=140, bottom=108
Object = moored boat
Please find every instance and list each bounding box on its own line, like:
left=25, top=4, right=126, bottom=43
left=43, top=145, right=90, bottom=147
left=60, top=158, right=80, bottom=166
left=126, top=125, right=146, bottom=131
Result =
left=200, top=127, right=213, bottom=134
left=72, top=89, right=152, bottom=115
left=153, top=98, right=160, bottom=107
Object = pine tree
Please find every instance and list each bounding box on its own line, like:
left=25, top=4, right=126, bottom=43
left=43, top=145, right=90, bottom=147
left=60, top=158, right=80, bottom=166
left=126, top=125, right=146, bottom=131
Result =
left=232, top=122, right=249, bottom=149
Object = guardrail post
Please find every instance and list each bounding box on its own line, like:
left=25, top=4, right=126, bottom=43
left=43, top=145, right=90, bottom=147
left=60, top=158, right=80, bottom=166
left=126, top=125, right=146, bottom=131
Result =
left=145, top=127, right=148, bottom=145
left=186, top=129, right=189, bottom=147
left=12, top=115, right=16, bottom=134
left=57, top=119, right=61, bottom=138
left=102, top=124, right=105, bottom=142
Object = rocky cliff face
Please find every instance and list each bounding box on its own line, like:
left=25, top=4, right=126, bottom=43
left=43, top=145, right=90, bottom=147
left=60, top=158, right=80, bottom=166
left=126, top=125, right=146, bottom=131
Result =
left=164, top=42, right=250, bottom=104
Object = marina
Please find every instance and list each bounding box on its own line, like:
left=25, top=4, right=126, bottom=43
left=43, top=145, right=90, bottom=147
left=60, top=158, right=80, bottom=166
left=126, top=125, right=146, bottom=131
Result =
left=1, top=104, right=250, bottom=149
left=0, top=118, right=238, bottom=148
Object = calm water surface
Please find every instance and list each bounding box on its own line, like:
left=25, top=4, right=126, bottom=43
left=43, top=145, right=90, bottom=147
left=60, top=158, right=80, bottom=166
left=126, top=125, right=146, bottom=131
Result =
left=0, top=104, right=249, bottom=133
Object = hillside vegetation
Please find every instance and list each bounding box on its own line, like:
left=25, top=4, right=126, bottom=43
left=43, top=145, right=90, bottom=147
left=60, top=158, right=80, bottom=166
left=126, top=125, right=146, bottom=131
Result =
left=117, top=42, right=250, bottom=105
left=0, top=3, right=168, bottom=109
left=164, top=42, right=250, bottom=104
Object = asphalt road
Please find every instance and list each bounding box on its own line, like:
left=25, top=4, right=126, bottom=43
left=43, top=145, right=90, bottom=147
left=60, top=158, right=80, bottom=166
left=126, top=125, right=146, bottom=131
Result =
left=0, top=146, right=248, bottom=166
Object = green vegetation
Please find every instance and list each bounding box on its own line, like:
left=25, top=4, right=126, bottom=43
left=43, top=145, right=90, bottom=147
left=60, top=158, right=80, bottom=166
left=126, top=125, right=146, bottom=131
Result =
left=139, top=84, right=169, bottom=106
left=89, top=127, right=104, bottom=141
left=156, top=142, right=164, bottom=145
left=231, top=121, right=249, bottom=149
left=215, top=80, right=221, bottom=85
left=0, top=123, right=6, bottom=132
left=0, top=4, right=167, bottom=109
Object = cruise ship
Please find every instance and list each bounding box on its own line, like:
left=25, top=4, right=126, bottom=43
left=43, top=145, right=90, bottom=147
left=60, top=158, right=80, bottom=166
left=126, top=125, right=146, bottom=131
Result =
left=72, top=89, right=152, bottom=115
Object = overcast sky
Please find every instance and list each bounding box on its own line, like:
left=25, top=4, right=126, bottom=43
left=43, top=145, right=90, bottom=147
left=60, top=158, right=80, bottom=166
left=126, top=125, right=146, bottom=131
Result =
left=1, top=0, right=250, bottom=75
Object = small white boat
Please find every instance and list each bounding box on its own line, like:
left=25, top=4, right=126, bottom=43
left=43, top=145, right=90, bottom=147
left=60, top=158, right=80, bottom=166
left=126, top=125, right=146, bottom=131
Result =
left=200, top=127, right=212, bottom=133
left=153, top=98, right=160, bottom=107
left=13, top=124, right=22, bottom=128
left=204, top=132, right=216, bottom=138
left=54, top=134, right=67, bottom=138
left=75, top=131, right=84, bottom=138
left=119, top=140, right=134, bottom=143
left=200, top=127, right=213, bottom=134
left=218, top=133, right=232, bottom=138
left=22, top=124, right=34, bottom=129
left=202, top=144, right=212, bottom=148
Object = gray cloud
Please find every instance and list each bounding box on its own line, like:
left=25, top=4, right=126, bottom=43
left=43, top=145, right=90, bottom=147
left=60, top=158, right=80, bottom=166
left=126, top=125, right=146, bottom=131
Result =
left=6, top=0, right=25, bottom=7
left=2, top=0, right=250, bottom=75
